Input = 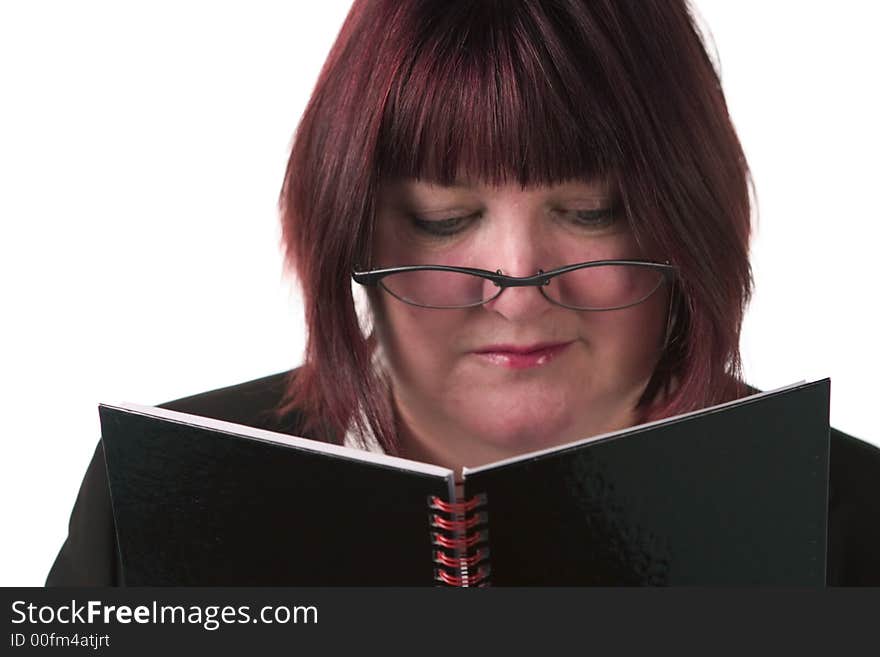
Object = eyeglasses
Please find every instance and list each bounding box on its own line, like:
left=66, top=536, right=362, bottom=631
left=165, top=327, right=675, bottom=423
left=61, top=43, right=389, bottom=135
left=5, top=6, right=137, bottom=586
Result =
left=351, top=259, right=676, bottom=310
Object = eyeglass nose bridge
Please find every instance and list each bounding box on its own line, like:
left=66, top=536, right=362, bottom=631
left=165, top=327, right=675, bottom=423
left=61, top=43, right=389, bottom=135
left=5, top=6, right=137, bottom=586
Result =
left=491, top=268, right=553, bottom=288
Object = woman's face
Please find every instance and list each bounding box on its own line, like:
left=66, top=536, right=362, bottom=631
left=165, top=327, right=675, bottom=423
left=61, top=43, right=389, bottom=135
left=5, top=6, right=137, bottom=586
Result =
left=370, top=177, right=670, bottom=467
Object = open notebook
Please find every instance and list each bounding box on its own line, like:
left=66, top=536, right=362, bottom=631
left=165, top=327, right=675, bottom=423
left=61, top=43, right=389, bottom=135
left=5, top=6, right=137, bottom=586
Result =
left=99, top=378, right=830, bottom=586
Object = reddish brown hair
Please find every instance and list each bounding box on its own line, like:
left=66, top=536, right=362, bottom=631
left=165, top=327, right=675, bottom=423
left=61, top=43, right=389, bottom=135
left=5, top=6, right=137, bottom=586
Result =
left=275, top=0, right=753, bottom=451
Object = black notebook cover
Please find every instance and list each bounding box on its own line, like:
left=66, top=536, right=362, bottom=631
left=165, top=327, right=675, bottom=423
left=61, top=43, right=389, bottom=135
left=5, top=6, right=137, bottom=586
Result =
left=463, top=379, right=830, bottom=585
left=99, top=407, right=453, bottom=585
left=99, top=378, right=830, bottom=586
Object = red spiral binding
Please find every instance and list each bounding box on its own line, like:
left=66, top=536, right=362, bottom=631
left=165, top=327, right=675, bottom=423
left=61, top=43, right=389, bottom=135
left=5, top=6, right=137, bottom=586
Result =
left=434, top=547, right=489, bottom=568
left=429, top=495, right=485, bottom=514
left=430, top=511, right=487, bottom=532
left=428, top=492, right=490, bottom=587
left=431, top=530, right=486, bottom=550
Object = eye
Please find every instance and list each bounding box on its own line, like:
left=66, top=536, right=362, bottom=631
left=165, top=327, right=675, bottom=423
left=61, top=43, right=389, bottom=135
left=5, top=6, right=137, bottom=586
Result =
left=409, top=212, right=479, bottom=237
left=560, top=207, right=619, bottom=230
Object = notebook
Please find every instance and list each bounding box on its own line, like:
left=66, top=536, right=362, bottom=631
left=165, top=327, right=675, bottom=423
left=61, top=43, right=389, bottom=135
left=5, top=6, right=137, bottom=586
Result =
left=99, top=378, right=830, bottom=586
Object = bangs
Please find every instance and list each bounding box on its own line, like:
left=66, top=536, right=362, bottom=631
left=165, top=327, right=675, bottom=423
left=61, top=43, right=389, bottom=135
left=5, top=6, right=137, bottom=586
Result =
left=376, top=2, right=622, bottom=188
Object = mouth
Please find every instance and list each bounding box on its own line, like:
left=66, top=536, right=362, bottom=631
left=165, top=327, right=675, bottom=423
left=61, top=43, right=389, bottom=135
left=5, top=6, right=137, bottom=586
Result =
left=471, top=341, right=574, bottom=370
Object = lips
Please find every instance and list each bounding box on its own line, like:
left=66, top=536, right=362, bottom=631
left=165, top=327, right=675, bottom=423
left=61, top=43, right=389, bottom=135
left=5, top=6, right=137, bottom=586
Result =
left=472, top=341, right=573, bottom=369
left=473, top=341, right=569, bottom=355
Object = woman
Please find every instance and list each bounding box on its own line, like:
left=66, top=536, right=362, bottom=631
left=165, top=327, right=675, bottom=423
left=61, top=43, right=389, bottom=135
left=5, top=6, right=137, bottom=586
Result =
left=47, top=0, right=878, bottom=585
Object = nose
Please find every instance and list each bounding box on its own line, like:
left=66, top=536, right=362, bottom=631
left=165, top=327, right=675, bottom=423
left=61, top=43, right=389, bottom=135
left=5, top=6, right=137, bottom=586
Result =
left=481, top=229, right=554, bottom=322
left=483, top=277, right=553, bottom=322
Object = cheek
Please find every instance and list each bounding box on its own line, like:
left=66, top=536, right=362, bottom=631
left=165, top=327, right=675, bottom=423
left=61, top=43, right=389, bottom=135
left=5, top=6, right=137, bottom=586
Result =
left=582, top=288, right=669, bottom=373
left=372, top=297, right=466, bottom=382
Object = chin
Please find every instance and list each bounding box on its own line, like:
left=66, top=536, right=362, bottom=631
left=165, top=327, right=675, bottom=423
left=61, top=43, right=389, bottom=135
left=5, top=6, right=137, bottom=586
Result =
left=454, top=379, right=640, bottom=455
left=462, top=402, right=580, bottom=453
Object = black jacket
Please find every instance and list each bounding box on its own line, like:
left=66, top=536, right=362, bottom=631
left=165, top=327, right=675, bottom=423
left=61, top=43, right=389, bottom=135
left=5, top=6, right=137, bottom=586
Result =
left=45, top=369, right=880, bottom=586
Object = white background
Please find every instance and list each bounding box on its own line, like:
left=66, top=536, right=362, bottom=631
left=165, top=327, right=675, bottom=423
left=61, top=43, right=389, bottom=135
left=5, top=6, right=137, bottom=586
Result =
left=1, top=1, right=877, bottom=586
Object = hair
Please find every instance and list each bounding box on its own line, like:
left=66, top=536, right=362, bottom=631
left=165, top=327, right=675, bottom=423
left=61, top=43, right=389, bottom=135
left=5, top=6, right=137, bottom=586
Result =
left=274, top=0, right=754, bottom=452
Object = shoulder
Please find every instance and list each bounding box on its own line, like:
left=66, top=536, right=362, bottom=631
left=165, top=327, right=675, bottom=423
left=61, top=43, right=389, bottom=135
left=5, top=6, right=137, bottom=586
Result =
left=741, top=381, right=879, bottom=585
left=156, top=368, right=308, bottom=436
left=828, top=427, right=880, bottom=585
left=46, top=439, right=123, bottom=586
left=46, top=367, right=310, bottom=586
left=830, top=427, right=880, bottom=472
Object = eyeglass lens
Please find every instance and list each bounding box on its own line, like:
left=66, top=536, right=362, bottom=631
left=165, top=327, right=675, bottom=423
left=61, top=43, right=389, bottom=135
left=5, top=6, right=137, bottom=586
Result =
left=378, top=263, right=665, bottom=310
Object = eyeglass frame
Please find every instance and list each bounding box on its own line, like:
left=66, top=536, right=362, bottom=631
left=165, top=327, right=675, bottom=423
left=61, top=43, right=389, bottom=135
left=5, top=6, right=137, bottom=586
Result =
left=351, top=259, right=677, bottom=311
